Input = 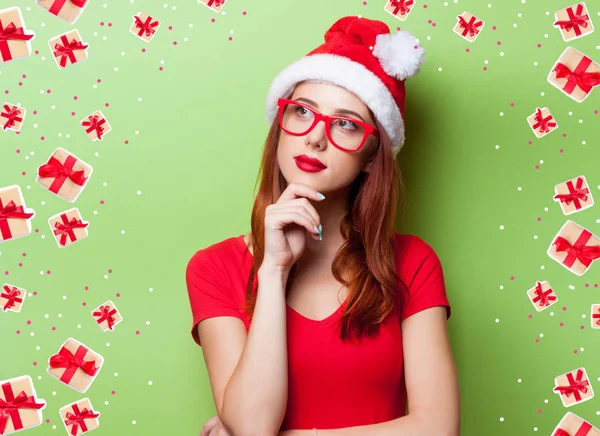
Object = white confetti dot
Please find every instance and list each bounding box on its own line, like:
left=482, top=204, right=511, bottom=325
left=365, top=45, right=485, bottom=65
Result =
left=484, top=60, right=489, bottom=64
left=172, top=6, right=176, bottom=9
left=103, top=3, right=107, bottom=7
left=121, top=51, right=125, bottom=56
left=517, top=13, right=522, bottom=17
left=499, top=52, right=504, bottom=56
left=51, top=105, right=55, bottom=109
left=132, top=420, right=137, bottom=424
left=160, top=60, right=164, bottom=64
left=106, top=342, right=110, bottom=347
left=499, top=112, right=504, bottom=116
left=63, top=296, right=67, bottom=300
left=135, top=130, right=139, bottom=135
left=114, top=67, right=119, bottom=71
left=104, top=274, right=108, bottom=279
left=582, top=314, right=587, bottom=318
left=58, top=314, right=62, bottom=318
left=103, top=182, right=108, bottom=186
left=36, top=346, right=40, bottom=350
left=540, top=160, right=544, bottom=164
left=45, top=314, right=49, bottom=318
left=189, top=23, right=194, bottom=28
left=93, top=210, right=98, bottom=215
left=495, top=318, right=499, bottom=323
left=513, top=23, right=517, bottom=27
left=184, top=37, right=188, bottom=42
left=38, top=376, right=42, bottom=380
left=499, top=225, right=504, bottom=230
left=149, top=287, right=153, bottom=292
left=40, top=270, right=44, bottom=275
left=544, top=399, right=548, bottom=403
left=33, top=123, right=38, bottom=128
left=121, top=230, right=126, bottom=234
left=544, top=33, right=549, bottom=38
left=77, top=324, right=81, bottom=328
left=93, top=84, right=97, bottom=89
left=53, top=425, right=56, bottom=429
left=58, top=133, right=62, bottom=137
left=499, top=285, right=504, bottom=290
left=41, top=22, right=46, bottom=27
left=540, top=92, right=545, bottom=96
left=66, top=134, right=71, bottom=138
left=30, top=332, right=34, bottom=336
left=137, top=190, right=142, bottom=195
left=540, top=265, right=545, bottom=270
left=438, top=67, right=443, bottom=71
left=579, top=119, right=583, bottom=123
left=114, top=372, right=119, bottom=377
left=103, top=36, right=107, bottom=41
left=499, top=417, right=504, bottom=422
left=146, top=321, right=150, bottom=325
left=105, top=401, right=109, bottom=405
left=582, top=141, right=587, bottom=145
left=517, top=378, right=522, bottom=383
left=540, top=333, right=544, bottom=337
left=533, top=61, right=538, bottom=66
left=52, top=391, right=56, bottom=396
left=148, top=381, right=153, bottom=385
left=581, top=347, right=585, bottom=351
left=93, top=32, right=98, bottom=36
left=488, top=4, right=492, bottom=7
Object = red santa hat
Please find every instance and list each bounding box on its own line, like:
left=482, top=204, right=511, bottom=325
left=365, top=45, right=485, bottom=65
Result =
left=265, top=15, right=426, bottom=157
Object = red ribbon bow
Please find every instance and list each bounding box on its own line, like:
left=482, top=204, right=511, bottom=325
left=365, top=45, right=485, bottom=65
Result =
left=553, top=177, right=589, bottom=210
left=0, top=198, right=35, bottom=241
left=48, top=0, right=88, bottom=17
left=0, top=20, right=35, bottom=62
left=532, top=281, right=556, bottom=308
left=52, top=213, right=88, bottom=246
left=553, top=55, right=600, bottom=96
left=1, top=285, right=23, bottom=312
left=52, top=34, right=88, bottom=68
left=64, top=403, right=100, bottom=436
left=93, top=305, right=117, bottom=330
left=553, top=228, right=600, bottom=270
left=553, top=419, right=593, bottom=436
left=1, top=105, right=23, bottom=131
left=207, top=0, right=225, bottom=7
left=592, top=307, right=600, bottom=326
left=49, top=344, right=99, bottom=385
left=0, top=382, right=46, bottom=434
left=389, top=0, right=413, bottom=15
left=457, top=15, right=483, bottom=37
left=531, top=108, right=556, bottom=134
left=81, top=115, right=107, bottom=140
left=133, top=15, right=159, bottom=37
left=553, top=3, right=590, bottom=37
left=553, top=369, right=590, bottom=403
left=38, top=154, right=88, bottom=195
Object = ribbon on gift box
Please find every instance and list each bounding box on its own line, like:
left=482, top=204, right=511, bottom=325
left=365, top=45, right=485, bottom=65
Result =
left=52, top=213, right=88, bottom=246
left=92, top=305, right=117, bottom=330
left=388, top=0, right=413, bottom=16
left=38, top=154, right=88, bottom=195
left=553, top=227, right=600, bottom=269
left=81, top=115, right=106, bottom=140
left=531, top=107, right=556, bottom=134
left=133, top=15, right=159, bottom=37
left=0, top=381, right=46, bottom=434
left=48, top=0, right=88, bottom=17
left=554, top=419, right=593, bottom=436
left=532, top=281, right=556, bottom=308
left=49, top=344, right=99, bottom=384
left=554, top=369, right=590, bottom=402
left=52, top=34, right=88, bottom=68
left=552, top=54, right=600, bottom=96
left=0, top=198, right=35, bottom=241
left=457, top=14, right=483, bottom=37
left=1, top=105, right=23, bottom=131
left=553, top=177, right=590, bottom=211
left=1, top=285, right=23, bottom=312
left=207, top=0, right=225, bottom=7
left=0, top=19, right=35, bottom=62
left=553, top=3, right=590, bottom=37
left=593, top=308, right=600, bottom=326
left=64, top=403, right=100, bottom=436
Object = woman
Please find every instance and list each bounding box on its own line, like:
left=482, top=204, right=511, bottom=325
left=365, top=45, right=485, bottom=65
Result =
left=188, top=15, right=460, bottom=436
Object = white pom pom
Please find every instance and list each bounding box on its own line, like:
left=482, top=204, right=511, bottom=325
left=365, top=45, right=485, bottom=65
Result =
left=372, top=30, right=425, bottom=81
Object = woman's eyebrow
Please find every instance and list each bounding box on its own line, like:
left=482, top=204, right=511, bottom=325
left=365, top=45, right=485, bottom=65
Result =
left=294, top=97, right=366, bottom=122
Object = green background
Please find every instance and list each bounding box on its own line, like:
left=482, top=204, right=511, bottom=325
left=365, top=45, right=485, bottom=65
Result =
left=1, top=0, right=600, bottom=434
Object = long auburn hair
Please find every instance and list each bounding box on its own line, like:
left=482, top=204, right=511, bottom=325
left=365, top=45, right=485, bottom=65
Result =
left=241, top=96, right=410, bottom=341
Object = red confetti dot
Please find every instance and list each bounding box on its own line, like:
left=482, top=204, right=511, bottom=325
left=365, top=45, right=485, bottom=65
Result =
left=560, top=322, right=564, bottom=326
left=100, top=200, right=104, bottom=205
left=497, top=41, right=501, bottom=45
left=85, top=286, right=89, bottom=290
left=537, top=44, right=542, bottom=48
left=82, top=302, right=87, bottom=306
left=168, top=25, right=173, bottom=30
left=116, top=293, right=120, bottom=297
left=100, top=22, right=104, bottom=26
left=52, top=327, right=56, bottom=331
left=242, top=11, right=246, bottom=15
left=492, top=25, right=497, bottom=30
left=33, top=362, right=37, bottom=366
left=46, top=419, right=50, bottom=423
left=33, top=110, right=37, bottom=115
left=41, top=136, right=45, bottom=140
left=111, top=391, right=115, bottom=395
left=16, top=330, right=20, bottom=334
left=18, top=82, right=22, bottom=86
left=465, top=48, right=470, bottom=52
left=124, top=140, right=129, bottom=144
left=136, top=330, right=140, bottom=335
left=74, top=96, right=78, bottom=100
left=27, top=320, right=31, bottom=325
left=173, top=41, right=177, bottom=45
left=108, top=269, right=112, bottom=273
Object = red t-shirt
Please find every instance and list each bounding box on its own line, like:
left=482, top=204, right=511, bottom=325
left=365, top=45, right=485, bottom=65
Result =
left=186, top=233, right=451, bottom=430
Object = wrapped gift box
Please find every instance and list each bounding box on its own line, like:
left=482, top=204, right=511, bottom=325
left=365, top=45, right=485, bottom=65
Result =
left=547, top=46, right=600, bottom=103
left=0, top=7, right=36, bottom=63
left=36, top=147, right=93, bottom=203
left=453, top=11, right=484, bottom=42
left=80, top=110, right=111, bottom=141
left=47, top=337, right=103, bottom=393
left=591, top=304, right=600, bottom=330
left=37, top=0, right=88, bottom=25
left=48, top=208, right=89, bottom=248
left=1, top=283, right=26, bottom=313
left=1, top=103, right=26, bottom=133
left=383, top=0, right=415, bottom=21
left=552, top=411, right=600, bottom=436
left=49, top=29, right=89, bottom=69
left=0, top=375, right=46, bottom=435
left=553, top=176, right=594, bottom=216
left=553, top=367, right=594, bottom=407
left=91, top=300, right=123, bottom=332
left=547, top=220, right=600, bottom=276
left=200, top=0, right=226, bottom=13
left=130, top=12, right=160, bottom=43
left=526, top=281, right=558, bottom=312
left=0, top=185, right=36, bottom=245
left=553, top=2, right=594, bottom=42
left=59, top=398, right=100, bottom=435
left=526, top=107, right=558, bottom=138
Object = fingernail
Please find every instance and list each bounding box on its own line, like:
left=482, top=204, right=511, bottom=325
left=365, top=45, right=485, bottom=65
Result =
left=317, top=192, right=326, bottom=199
left=314, top=225, right=323, bottom=240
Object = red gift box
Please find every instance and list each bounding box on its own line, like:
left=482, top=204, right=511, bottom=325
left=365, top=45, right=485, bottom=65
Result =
left=201, top=0, right=226, bottom=13
left=49, top=29, right=89, bottom=69
left=1, top=283, right=26, bottom=313
left=384, top=0, right=415, bottom=21
left=453, top=11, right=484, bottom=42
left=553, top=176, right=594, bottom=216
left=0, top=7, right=36, bottom=63
left=591, top=304, right=600, bottom=330
left=547, top=220, right=600, bottom=276
left=0, top=103, right=26, bottom=133
left=91, top=300, right=123, bottom=332
left=0, top=375, right=46, bottom=435
left=37, top=0, right=88, bottom=25
left=0, top=185, right=36, bottom=245
left=80, top=110, right=111, bottom=141
left=36, top=147, right=93, bottom=203
left=526, top=107, right=558, bottom=138
left=553, top=2, right=594, bottom=42
left=47, top=337, right=103, bottom=393
left=552, top=411, right=600, bottom=436
left=48, top=208, right=89, bottom=248
left=59, top=398, right=100, bottom=435
left=526, top=281, right=558, bottom=312
left=130, top=12, right=160, bottom=43
left=547, top=46, right=600, bottom=103
left=553, top=367, right=594, bottom=407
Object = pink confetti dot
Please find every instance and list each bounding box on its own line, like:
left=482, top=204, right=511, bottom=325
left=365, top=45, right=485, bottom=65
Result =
left=574, top=350, right=578, bottom=354
left=497, top=41, right=502, bottom=45
left=560, top=322, right=564, bottom=326
left=82, top=302, right=87, bottom=306
left=594, top=110, right=598, bottom=114
left=4, top=90, right=8, bottom=94
left=559, top=148, right=564, bottom=153
left=16, top=330, right=20, bottom=334
left=105, top=103, right=109, bottom=107
left=510, top=276, right=515, bottom=280
left=168, top=25, right=173, bottom=30
left=159, top=66, right=163, bottom=71
left=21, top=171, right=25, bottom=176
left=595, top=284, right=599, bottom=288
left=537, top=409, right=541, bottom=414
left=46, top=419, right=50, bottom=423
left=563, top=306, right=567, bottom=311
left=97, top=79, right=102, bottom=83
left=35, top=50, right=39, bottom=54
left=396, top=27, right=401, bottom=31
left=535, top=165, right=540, bottom=170
left=211, top=18, right=215, bottom=23
left=535, top=338, right=539, bottom=343
left=33, top=291, right=37, bottom=296
left=74, top=96, right=78, bottom=100
left=22, top=74, right=26, bottom=78
left=33, top=110, right=37, bottom=115
left=33, top=362, right=37, bottom=366
left=142, top=48, right=146, bottom=53
left=100, top=200, right=104, bottom=205
left=18, top=82, right=22, bottom=86
left=173, top=41, right=178, bottom=45
left=492, top=25, right=497, bottom=30
left=116, top=293, right=120, bottom=297
left=537, top=44, right=542, bottom=48
left=35, top=229, right=39, bottom=233
left=423, top=4, right=428, bottom=8
left=528, top=314, right=533, bottom=319
left=586, top=283, right=590, bottom=288
left=242, top=11, right=246, bottom=15
left=428, top=19, right=432, bottom=23
left=510, top=102, right=515, bottom=107
left=100, top=21, right=104, bottom=26
left=432, top=23, right=436, bottom=27
left=52, top=327, right=56, bottom=331
left=27, top=320, right=31, bottom=325
left=41, top=136, right=45, bottom=141
left=22, top=253, right=26, bottom=257
left=136, top=330, right=140, bottom=335
left=111, top=390, right=115, bottom=395
left=537, top=217, right=541, bottom=221
left=528, top=140, right=532, bottom=145
left=581, top=325, right=585, bottom=330
left=562, top=133, right=567, bottom=137
left=47, top=89, right=51, bottom=93
left=108, top=23, right=112, bottom=27
left=71, top=112, right=76, bottom=116
left=16, top=149, right=20, bottom=153
left=465, top=48, right=470, bottom=53
left=108, top=269, right=112, bottom=273
left=85, top=286, right=89, bottom=290
left=483, top=67, right=487, bottom=71
left=47, top=270, right=51, bottom=274
left=124, top=140, right=129, bottom=144
left=4, top=271, right=8, bottom=276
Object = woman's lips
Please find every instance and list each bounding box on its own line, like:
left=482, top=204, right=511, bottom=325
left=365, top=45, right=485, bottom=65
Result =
left=294, top=158, right=326, bottom=173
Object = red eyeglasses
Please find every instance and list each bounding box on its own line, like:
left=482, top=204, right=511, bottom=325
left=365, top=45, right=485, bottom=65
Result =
left=277, top=98, right=380, bottom=153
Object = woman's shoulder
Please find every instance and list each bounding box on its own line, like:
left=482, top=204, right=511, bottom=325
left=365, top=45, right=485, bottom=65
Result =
left=394, top=232, right=437, bottom=257
left=187, top=234, right=244, bottom=269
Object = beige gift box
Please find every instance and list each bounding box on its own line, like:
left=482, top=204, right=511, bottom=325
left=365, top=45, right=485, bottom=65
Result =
left=36, top=147, right=93, bottom=203
left=553, top=2, right=594, bottom=42
left=0, top=185, right=36, bottom=244
left=49, top=29, right=89, bottom=70
left=547, top=220, right=600, bottom=276
left=591, top=304, right=600, bottom=329
left=453, top=11, right=484, bottom=42
left=91, top=300, right=123, bottom=332
left=383, top=0, right=415, bottom=21
left=200, top=0, right=226, bottom=13
left=59, top=398, right=101, bottom=435
left=0, top=375, right=47, bottom=435
left=47, top=337, right=104, bottom=393
left=526, top=281, right=558, bottom=312
left=552, top=412, right=600, bottom=436
left=1, top=283, right=26, bottom=313
left=80, top=110, right=111, bottom=141
left=1, top=103, right=26, bottom=133
left=37, top=0, right=88, bottom=25
left=0, top=6, right=36, bottom=63
left=526, top=107, right=558, bottom=138
left=553, top=367, right=594, bottom=407
left=553, top=175, right=594, bottom=216
left=547, top=46, right=600, bottom=103
left=130, top=12, right=161, bottom=43
left=48, top=207, right=89, bottom=248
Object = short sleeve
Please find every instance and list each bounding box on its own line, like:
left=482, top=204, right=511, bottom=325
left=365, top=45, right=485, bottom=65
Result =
left=400, top=243, right=452, bottom=323
left=186, top=248, right=244, bottom=347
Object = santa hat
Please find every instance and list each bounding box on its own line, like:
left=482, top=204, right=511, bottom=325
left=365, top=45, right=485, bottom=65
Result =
left=265, top=15, right=426, bottom=157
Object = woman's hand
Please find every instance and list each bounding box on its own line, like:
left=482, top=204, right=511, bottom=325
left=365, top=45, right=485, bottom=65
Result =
left=199, top=415, right=234, bottom=436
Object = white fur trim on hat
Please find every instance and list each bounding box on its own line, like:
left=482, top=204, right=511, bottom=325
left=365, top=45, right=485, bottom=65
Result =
left=265, top=53, right=404, bottom=155
left=372, top=30, right=425, bottom=81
